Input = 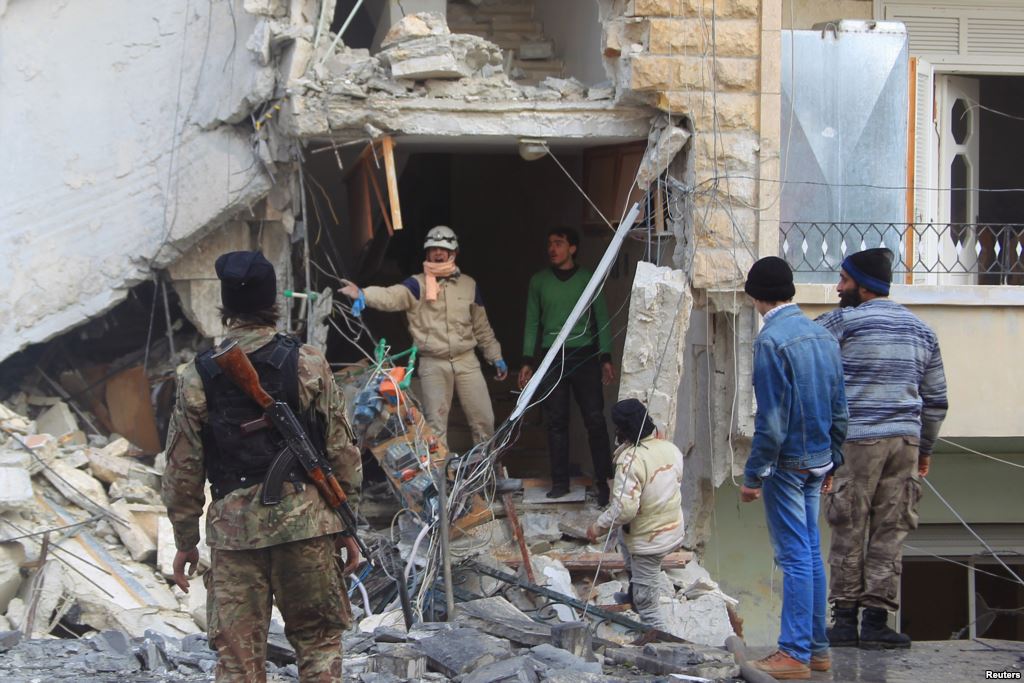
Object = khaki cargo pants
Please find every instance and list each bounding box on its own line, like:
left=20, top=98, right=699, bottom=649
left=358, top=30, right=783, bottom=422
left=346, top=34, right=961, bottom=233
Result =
left=417, top=351, right=495, bottom=449
left=206, top=534, right=351, bottom=683
left=825, top=436, right=923, bottom=611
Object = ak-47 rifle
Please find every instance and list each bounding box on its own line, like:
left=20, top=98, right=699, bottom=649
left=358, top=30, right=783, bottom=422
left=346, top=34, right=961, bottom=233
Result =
left=211, top=339, right=369, bottom=561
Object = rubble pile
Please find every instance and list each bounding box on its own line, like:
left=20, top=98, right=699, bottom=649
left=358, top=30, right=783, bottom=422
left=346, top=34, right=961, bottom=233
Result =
left=0, top=360, right=742, bottom=681
left=312, top=13, right=611, bottom=105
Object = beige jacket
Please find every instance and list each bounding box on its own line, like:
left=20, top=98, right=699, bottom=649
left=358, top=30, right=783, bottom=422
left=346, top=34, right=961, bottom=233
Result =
left=594, top=436, right=685, bottom=555
left=362, top=272, right=502, bottom=362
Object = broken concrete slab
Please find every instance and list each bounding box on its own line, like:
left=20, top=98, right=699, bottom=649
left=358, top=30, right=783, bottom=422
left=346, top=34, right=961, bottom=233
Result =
left=373, top=643, right=427, bottom=679
left=41, top=458, right=110, bottom=511
left=0, top=450, right=33, bottom=511
left=528, top=643, right=602, bottom=675
left=86, top=448, right=132, bottom=484
left=381, top=12, right=450, bottom=49
left=527, top=556, right=577, bottom=622
left=519, top=513, right=563, bottom=542
left=636, top=125, right=692, bottom=190
left=662, top=594, right=735, bottom=648
left=108, top=479, right=159, bottom=505
left=109, top=499, right=157, bottom=563
left=414, top=627, right=511, bottom=677
left=123, top=504, right=164, bottom=545
left=462, top=654, right=539, bottom=683
left=454, top=596, right=551, bottom=647
left=35, top=401, right=79, bottom=438
left=540, top=76, right=586, bottom=98
left=551, top=622, right=595, bottom=662
left=381, top=32, right=504, bottom=81
left=618, top=262, right=692, bottom=440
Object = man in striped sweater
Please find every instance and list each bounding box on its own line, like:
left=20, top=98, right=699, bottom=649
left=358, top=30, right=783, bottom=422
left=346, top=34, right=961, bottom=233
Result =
left=816, top=248, right=948, bottom=650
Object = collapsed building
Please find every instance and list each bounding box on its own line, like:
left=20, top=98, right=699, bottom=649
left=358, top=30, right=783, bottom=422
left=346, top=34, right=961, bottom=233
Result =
left=2, top=0, right=888, bottom=670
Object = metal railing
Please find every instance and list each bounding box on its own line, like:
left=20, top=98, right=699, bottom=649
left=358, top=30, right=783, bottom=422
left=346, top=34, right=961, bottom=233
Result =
left=780, top=222, right=1024, bottom=285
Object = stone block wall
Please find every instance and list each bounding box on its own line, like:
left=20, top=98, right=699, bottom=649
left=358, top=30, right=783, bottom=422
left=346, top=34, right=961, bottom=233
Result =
left=605, top=0, right=782, bottom=289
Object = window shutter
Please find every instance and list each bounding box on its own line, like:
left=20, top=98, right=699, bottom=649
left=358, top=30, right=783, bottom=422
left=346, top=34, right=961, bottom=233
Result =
left=912, top=57, right=935, bottom=225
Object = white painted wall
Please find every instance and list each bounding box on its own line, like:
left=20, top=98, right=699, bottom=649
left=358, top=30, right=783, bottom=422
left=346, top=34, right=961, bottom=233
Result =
left=0, top=1, right=274, bottom=361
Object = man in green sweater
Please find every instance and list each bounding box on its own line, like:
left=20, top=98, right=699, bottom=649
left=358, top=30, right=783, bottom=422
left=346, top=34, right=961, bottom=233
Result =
left=518, top=227, right=615, bottom=505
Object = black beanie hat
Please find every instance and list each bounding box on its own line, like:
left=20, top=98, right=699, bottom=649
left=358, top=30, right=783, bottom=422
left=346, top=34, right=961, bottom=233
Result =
left=611, top=398, right=656, bottom=443
left=744, top=256, right=796, bottom=302
left=842, top=248, right=893, bottom=295
left=215, top=251, right=277, bottom=314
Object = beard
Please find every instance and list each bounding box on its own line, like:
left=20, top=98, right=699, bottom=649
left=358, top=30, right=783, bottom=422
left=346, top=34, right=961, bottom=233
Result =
left=839, top=288, right=862, bottom=308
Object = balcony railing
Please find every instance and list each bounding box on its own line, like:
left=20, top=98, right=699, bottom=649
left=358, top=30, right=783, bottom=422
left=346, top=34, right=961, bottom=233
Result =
left=780, top=222, right=1024, bottom=286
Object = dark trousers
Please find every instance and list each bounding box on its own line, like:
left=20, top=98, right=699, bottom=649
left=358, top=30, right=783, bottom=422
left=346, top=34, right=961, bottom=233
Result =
left=538, top=350, right=613, bottom=487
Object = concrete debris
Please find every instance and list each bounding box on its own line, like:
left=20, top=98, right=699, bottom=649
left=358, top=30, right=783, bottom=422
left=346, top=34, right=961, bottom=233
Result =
left=528, top=556, right=577, bottom=622
left=0, top=450, right=33, bottom=511
left=528, top=643, right=602, bottom=675
left=519, top=512, right=563, bottom=542
left=662, top=594, right=735, bottom=648
left=540, top=77, right=587, bottom=99
left=415, top=627, right=511, bottom=677
left=381, top=12, right=451, bottom=50
left=636, top=123, right=692, bottom=189
left=381, top=33, right=505, bottom=81
left=0, top=544, right=25, bottom=615
left=108, top=479, right=159, bottom=505
left=110, top=499, right=157, bottom=563
left=462, top=654, right=539, bottom=683
left=35, top=401, right=79, bottom=439
left=42, top=458, right=110, bottom=511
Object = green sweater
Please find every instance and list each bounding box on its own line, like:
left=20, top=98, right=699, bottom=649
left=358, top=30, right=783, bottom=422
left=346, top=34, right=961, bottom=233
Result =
left=522, top=267, right=612, bottom=361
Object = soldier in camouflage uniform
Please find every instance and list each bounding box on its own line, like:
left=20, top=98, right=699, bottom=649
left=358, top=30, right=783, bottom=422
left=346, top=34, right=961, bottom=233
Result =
left=162, top=251, right=363, bottom=683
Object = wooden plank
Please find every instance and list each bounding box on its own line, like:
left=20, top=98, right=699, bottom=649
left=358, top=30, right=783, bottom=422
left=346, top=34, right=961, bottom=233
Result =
left=494, top=550, right=693, bottom=571
left=380, top=135, right=403, bottom=231
left=104, top=365, right=161, bottom=453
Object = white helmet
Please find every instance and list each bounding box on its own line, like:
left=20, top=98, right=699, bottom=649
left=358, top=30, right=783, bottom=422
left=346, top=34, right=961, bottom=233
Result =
left=423, top=225, right=459, bottom=251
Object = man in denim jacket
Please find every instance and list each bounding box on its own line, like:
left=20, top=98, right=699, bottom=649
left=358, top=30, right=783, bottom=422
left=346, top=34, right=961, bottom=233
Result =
left=740, top=257, right=848, bottom=680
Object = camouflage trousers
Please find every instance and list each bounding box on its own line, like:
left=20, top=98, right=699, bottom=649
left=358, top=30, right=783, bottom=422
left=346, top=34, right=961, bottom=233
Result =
left=825, top=436, right=922, bottom=611
left=206, top=534, right=351, bottom=683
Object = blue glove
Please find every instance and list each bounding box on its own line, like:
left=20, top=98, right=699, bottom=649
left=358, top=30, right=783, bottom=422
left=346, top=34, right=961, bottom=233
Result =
left=352, top=290, right=366, bottom=317
left=495, top=359, right=508, bottom=375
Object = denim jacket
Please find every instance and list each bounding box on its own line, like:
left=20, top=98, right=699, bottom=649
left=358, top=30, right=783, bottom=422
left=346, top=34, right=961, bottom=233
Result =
left=745, top=305, right=849, bottom=488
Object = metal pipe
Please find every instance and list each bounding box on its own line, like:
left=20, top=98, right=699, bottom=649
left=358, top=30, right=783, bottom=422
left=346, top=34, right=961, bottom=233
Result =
left=437, top=458, right=456, bottom=620
left=317, top=0, right=366, bottom=68
left=725, top=635, right=779, bottom=683
left=510, top=202, right=641, bottom=422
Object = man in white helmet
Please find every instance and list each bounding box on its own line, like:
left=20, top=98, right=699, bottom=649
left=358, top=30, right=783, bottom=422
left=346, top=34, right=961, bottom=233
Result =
left=340, top=226, right=507, bottom=449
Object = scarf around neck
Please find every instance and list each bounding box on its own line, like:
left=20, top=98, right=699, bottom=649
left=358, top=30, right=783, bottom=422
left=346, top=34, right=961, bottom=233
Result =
left=422, top=260, right=458, bottom=301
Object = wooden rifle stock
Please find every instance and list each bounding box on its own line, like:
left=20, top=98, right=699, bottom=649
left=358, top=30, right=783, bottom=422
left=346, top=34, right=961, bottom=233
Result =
left=211, top=340, right=274, bottom=409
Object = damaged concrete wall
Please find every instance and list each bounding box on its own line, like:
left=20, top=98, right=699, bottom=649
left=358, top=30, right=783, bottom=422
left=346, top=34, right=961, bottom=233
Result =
left=0, top=0, right=284, bottom=361
left=606, top=0, right=781, bottom=288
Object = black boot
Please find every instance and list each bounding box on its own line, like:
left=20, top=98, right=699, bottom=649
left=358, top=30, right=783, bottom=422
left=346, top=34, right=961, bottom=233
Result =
left=859, top=607, right=911, bottom=649
left=827, top=604, right=860, bottom=647
left=596, top=481, right=610, bottom=507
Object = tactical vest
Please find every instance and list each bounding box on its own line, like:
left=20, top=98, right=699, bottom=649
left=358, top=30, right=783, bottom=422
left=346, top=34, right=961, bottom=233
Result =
left=195, top=334, right=325, bottom=500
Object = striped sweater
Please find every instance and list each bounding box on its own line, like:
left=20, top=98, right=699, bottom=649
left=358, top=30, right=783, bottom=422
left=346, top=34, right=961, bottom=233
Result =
left=816, top=299, right=948, bottom=453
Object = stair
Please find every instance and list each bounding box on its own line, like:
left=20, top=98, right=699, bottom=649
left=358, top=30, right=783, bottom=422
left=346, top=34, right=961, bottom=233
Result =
left=446, top=0, right=565, bottom=85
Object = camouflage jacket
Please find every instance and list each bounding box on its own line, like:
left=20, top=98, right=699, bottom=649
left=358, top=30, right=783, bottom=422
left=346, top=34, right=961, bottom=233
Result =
left=593, top=436, right=685, bottom=555
left=161, top=325, right=362, bottom=551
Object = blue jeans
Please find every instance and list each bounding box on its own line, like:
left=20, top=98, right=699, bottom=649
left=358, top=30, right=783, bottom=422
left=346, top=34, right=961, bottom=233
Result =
left=762, top=467, right=829, bottom=663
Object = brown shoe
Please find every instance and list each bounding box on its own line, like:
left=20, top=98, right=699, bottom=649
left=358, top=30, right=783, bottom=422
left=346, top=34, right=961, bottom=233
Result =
left=751, top=650, right=811, bottom=680
left=810, top=653, right=831, bottom=672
